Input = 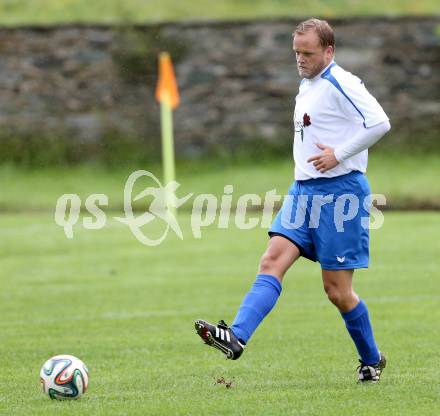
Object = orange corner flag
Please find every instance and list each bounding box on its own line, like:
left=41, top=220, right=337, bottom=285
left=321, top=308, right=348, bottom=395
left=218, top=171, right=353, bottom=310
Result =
left=155, top=52, right=180, bottom=109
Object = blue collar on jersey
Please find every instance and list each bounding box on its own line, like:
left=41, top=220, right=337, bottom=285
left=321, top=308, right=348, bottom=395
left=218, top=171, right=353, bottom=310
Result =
left=301, top=61, right=336, bottom=84
left=320, top=61, right=337, bottom=79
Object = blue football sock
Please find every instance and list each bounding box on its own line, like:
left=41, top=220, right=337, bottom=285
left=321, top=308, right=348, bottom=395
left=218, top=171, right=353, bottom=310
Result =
left=230, top=274, right=282, bottom=344
left=341, top=299, right=380, bottom=365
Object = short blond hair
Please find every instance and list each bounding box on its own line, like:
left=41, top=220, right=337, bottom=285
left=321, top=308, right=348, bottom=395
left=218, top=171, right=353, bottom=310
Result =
left=293, top=18, right=335, bottom=49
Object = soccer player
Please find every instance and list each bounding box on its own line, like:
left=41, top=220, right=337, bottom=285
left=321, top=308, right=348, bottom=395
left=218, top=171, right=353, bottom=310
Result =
left=195, top=18, right=391, bottom=383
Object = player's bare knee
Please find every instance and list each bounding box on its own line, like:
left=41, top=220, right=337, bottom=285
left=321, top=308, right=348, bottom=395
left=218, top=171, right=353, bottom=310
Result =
left=259, top=251, right=280, bottom=275
left=326, top=290, right=341, bottom=306
left=324, top=285, right=356, bottom=310
left=324, top=284, right=343, bottom=306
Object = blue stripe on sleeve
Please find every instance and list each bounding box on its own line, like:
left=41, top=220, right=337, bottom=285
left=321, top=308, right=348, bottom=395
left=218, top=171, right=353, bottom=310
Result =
left=321, top=64, right=367, bottom=128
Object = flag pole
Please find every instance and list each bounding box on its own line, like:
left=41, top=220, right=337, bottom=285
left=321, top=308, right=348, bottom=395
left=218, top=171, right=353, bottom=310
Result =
left=155, top=52, right=180, bottom=216
left=160, top=95, right=176, bottom=214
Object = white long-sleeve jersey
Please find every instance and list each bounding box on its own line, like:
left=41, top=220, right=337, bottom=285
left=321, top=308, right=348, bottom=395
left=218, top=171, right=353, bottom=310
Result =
left=293, top=61, right=390, bottom=180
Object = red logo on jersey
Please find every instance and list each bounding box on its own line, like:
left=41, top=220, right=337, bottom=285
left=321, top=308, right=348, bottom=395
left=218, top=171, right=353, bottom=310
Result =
left=299, top=113, right=311, bottom=141
left=303, top=113, right=311, bottom=127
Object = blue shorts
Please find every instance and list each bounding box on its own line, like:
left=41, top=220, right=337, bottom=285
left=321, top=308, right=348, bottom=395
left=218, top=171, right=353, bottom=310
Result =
left=269, top=171, right=371, bottom=270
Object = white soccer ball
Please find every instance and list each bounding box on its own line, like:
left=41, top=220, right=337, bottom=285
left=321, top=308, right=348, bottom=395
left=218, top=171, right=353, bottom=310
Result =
left=40, top=354, right=89, bottom=400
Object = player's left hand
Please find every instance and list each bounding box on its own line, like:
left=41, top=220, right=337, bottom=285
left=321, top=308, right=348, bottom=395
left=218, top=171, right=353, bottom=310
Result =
left=307, top=143, right=339, bottom=173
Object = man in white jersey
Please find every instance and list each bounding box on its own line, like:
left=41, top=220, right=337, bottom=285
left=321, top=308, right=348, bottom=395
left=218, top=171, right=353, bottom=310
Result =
left=195, top=18, right=391, bottom=383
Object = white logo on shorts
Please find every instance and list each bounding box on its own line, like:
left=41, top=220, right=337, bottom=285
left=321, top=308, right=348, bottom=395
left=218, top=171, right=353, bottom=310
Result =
left=336, top=256, right=346, bottom=263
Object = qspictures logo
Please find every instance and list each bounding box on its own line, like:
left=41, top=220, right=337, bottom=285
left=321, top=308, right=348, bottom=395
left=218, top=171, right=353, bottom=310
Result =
left=54, top=170, right=387, bottom=247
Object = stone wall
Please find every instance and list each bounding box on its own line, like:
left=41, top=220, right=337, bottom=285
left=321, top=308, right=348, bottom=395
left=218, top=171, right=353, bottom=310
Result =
left=0, top=17, right=439, bottom=161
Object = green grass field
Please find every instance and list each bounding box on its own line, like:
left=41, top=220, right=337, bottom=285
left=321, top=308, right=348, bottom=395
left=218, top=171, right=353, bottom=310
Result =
left=1, top=154, right=439, bottom=414
left=0, top=0, right=439, bottom=25
left=1, top=209, right=439, bottom=415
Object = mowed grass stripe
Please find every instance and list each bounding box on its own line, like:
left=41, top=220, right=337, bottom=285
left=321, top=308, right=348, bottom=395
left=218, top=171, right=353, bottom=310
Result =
left=1, top=153, right=440, bottom=211
left=0, top=0, right=439, bottom=25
